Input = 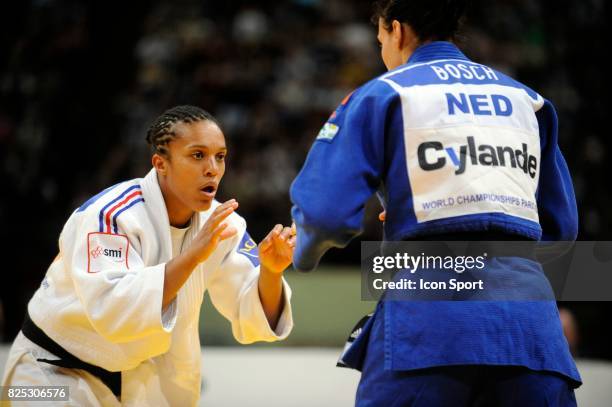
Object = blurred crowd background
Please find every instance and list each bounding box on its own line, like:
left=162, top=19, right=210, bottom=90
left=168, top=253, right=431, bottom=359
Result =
left=1, top=0, right=610, bottom=358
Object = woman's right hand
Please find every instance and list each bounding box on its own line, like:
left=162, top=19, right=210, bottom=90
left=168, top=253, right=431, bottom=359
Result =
left=190, top=199, right=239, bottom=264
left=163, top=199, right=239, bottom=309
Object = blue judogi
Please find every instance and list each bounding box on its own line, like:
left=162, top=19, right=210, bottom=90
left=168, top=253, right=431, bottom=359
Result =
left=290, top=42, right=580, bottom=405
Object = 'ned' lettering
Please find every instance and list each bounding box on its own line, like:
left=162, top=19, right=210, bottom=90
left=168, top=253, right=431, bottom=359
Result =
left=446, top=93, right=513, bottom=117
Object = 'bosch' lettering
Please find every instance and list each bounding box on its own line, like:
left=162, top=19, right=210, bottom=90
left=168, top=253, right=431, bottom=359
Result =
left=417, top=136, right=538, bottom=179
left=430, top=63, right=499, bottom=81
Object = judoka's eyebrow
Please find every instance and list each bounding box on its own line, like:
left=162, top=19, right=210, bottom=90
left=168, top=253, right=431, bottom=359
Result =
left=186, top=144, right=227, bottom=151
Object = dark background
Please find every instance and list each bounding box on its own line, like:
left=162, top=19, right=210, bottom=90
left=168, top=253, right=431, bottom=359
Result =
left=1, top=0, right=610, bottom=358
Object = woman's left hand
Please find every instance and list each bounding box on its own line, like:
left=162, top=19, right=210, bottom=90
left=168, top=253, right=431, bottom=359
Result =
left=259, top=223, right=296, bottom=274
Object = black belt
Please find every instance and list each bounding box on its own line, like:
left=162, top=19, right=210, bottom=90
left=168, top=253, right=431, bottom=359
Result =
left=21, top=313, right=121, bottom=398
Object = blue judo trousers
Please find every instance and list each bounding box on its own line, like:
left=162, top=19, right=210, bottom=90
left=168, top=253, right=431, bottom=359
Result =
left=353, top=302, right=577, bottom=407
left=291, top=42, right=580, bottom=406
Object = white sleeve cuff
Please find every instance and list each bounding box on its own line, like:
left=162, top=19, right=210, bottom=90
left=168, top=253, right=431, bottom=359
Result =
left=161, top=297, right=178, bottom=332
left=270, top=279, right=293, bottom=339
left=159, top=263, right=178, bottom=332
left=235, top=276, right=293, bottom=343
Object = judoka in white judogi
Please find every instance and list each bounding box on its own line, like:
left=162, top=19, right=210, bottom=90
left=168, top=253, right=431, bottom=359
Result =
left=2, top=168, right=293, bottom=406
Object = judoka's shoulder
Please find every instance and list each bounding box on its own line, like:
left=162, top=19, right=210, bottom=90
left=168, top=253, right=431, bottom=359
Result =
left=75, top=179, right=143, bottom=215
left=69, top=179, right=147, bottom=235
left=326, top=78, right=399, bottom=127
left=347, top=75, right=400, bottom=104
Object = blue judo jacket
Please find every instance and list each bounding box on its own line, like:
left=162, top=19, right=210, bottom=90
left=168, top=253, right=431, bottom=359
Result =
left=290, top=42, right=580, bottom=385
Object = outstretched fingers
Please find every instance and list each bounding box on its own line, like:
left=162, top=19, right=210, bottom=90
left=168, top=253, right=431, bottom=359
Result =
left=278, top=225, right=294, bottom=241
left=215, top=222, right=238, bottom=241
left=272, top=225, right=296, bottom=257
left=260, top=224, right=283, bottom=252
left=207, top=199, right=239, bottom=229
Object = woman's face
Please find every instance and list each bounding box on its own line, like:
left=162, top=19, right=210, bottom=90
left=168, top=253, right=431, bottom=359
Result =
left=156, top=120, right=227, bottom=225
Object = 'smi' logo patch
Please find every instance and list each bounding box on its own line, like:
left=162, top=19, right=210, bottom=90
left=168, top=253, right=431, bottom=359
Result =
left=87, top=232, right=130, bottom=273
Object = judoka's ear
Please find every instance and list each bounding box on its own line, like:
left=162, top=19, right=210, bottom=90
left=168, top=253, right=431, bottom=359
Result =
left=392, top=20, right=417, bottom=54
left=152, top=153, right=168, bottom=176
left=391, top=20, right=403, bottom=48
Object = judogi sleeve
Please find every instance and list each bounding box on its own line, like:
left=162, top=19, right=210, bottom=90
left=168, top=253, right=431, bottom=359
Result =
left=204, top=226, right=293, bottom=344
left=290, top=82, right=396, bottom=271
left=67, top=212, right=177, bottom=343
left=535, top=100, right=578, bottom=241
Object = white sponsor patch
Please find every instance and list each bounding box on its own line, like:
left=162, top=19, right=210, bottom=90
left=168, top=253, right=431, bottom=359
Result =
left=386, top=81, right=543, bottom=224
left=87, top=232, right=130, bottom=273
left=316, top=122, right=340, bottom=141
left=405, top=125, right=541, bottom=223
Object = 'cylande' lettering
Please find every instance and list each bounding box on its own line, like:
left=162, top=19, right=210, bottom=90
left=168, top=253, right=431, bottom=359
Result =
left=417, top=136, right=538, bottom=178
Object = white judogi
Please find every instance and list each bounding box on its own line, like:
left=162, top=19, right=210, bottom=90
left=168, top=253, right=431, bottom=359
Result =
left=2, top=169, right=293, bottom=406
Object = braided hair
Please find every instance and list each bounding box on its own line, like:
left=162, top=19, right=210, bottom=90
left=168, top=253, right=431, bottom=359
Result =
left=372, top=0, right=469, bottom=42
left=146, top=105, right=220, bottom=157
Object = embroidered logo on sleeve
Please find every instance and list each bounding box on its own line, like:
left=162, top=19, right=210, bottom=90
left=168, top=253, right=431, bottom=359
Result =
left=87, top=232, right=130, bottom=273
left=237, top=231, right=260, bottom=267
left=316, top=122, right=340, bottom=141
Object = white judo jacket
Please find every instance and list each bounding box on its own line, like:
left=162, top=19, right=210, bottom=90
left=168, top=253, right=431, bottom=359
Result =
left=22, top=169, right=293, bottom=405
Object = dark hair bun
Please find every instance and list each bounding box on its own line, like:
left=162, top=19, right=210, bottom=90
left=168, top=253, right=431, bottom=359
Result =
left=373, top=0, right=469, bottom=41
